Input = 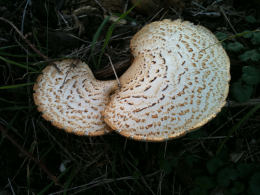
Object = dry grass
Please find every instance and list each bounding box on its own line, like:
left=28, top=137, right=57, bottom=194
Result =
left=0, top=0, right=260, bottom=194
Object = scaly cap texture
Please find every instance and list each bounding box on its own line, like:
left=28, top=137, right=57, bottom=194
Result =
left=33, top=59, right=118, bottom=136
left=103, top=19, right=230, bottom=141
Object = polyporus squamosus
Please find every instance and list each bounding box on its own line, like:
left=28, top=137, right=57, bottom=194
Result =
left=34, top=19, right=230, bottom=142
left=33, top=59, right=118, bottom=136
left=103, top=19, right=230, bottom=141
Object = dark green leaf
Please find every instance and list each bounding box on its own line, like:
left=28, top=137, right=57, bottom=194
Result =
left=190, top=187, right=207, bottom=195
left=217, top=167, right=238, bottom=187
left=249, top=172, right=260, bottom=195
left=230, top=181, right=245, bottom=194
left=237, top=163, right=254, bottom=178
left=242, top=30, right=254, bottom=38
left=215, top=32, right=228, bottom=41
left=245, top=15, right=257, bottom=23
left=251, top=32, right=260, bottom=45
left=226, top=42, right=244, bottom=52
left=231, top=80, right=253, bottom=102
left=207, top=157, right=223, bottom=174
left=222, top=41, right=227, bottom=49
left=242, top=66, right=260, bottom=85
left=184, top=155, right=199, bottom=168
left=239, top=49, right=260, bottom=62
left=194, top=176, right=215, bottom=190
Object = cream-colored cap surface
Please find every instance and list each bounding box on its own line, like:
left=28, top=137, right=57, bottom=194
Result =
left=103, top=19, right=230, bottom=141
left=33, top=59, right=118, bottom=136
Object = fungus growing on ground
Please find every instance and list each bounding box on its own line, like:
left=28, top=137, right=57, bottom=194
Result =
left=34, top=19, right=230, bottom=141
left=103, top=19, right=230, bottom=141
left=33, top=59, right=118, bottom=136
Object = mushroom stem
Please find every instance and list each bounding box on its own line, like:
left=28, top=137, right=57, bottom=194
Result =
left=105, top=53, right=121, bottom=88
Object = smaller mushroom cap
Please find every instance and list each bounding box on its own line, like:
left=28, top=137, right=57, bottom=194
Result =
left=33, top=59, right=118, bottom=136
left=103, top=19, right=230, bottom=141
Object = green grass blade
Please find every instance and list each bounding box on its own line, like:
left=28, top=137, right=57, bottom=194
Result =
left=90, top=16, right=110, bottom=66
left=38, top=167, right=71, bottom=195
left=0, top=55, right=37, bottom=71
left=0, top=106, right=33, bottom=112
left=221, top=29, right=260, bottom=42
left=216, top=103, right=260, bottom=155
left=0, top=51, right=37, bottom=58
left=97, top=1, right=140, bottom=68
left=63, top=166, right=79, bottom=195
left=0, top=45, right=19, bottom=50
left=0, top=82, right=34, bottom=89
left=202, top=29, right=260, bottom=52
left=0, top=97, right=23, bottom=104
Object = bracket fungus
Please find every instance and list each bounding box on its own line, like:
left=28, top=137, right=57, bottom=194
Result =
left=33, top=59, right=118, bottom=136
left=34, top=19, right=230, bottom=142
left=103, top=19, right=230, bottom=141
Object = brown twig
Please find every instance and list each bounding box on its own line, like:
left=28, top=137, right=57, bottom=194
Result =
left=0, top=124, right=62, bottom=187
left=0, top=17, right=48, bottom=60
left=0, top=17, right=60, bottom=72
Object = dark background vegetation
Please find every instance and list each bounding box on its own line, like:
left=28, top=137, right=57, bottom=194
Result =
left=1, top=0, right=260, bottom=194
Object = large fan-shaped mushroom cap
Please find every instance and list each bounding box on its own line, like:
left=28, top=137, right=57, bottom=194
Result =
left=33, top=59, right=118, bottom=136
left=103, top=19, right=230, bottom=141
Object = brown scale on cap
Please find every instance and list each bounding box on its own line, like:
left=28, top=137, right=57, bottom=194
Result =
left=103, top=19, right=230, bottom=141
left=33, top=59, right=118, bottom=136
